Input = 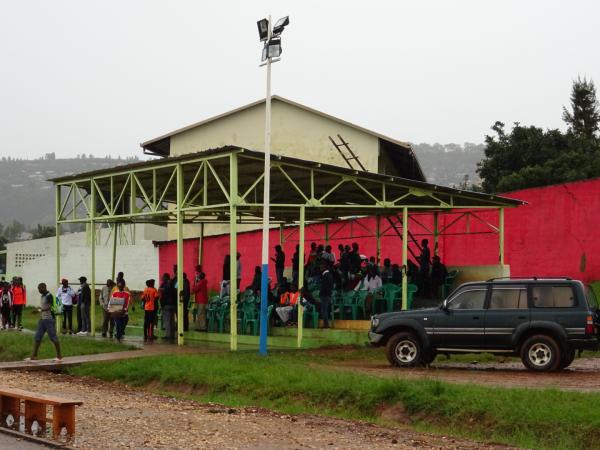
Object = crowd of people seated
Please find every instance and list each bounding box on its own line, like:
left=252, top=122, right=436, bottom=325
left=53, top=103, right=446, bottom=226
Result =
left=220, top=239, right=450, bottom=329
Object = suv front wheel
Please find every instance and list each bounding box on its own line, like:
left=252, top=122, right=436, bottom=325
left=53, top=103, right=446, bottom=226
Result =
left=520, top=335, right=561, bottom=372
left=386, top=332, right=422, bottom=367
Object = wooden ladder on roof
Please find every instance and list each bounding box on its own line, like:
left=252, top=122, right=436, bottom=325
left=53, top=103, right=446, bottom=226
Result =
left=328, top=134, right=367, bottom=172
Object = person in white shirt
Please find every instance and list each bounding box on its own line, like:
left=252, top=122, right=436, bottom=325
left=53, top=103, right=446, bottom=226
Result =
left=56, top=278, right=76, bottom=334
left=354, top=267, right=382, bottom=293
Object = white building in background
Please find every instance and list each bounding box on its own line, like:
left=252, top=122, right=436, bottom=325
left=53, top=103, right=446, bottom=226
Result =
left=5, top=224, right=166, bottom=291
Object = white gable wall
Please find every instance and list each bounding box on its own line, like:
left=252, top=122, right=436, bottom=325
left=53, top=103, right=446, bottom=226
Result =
left=170, top=99, right=380, bottom=171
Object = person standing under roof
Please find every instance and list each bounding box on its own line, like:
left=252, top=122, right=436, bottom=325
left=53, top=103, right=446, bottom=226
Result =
left=193, top=268, right=208, bottom=332
left=141, top=279, right=159, bottom=342
left=160, top=273, right=177, bottom=341
left=99, top=279, right=115, bottom=338
left=77, top=276, right=91, bottom=336
left=272, top=245, right=286, bottom=286
left=108, top=279, right=130, bottom=342
left=1, top=282, right=12, bottom=329
left=11, top=277, right=26, bottom=330
left=56, top=279, right=76, bottom=335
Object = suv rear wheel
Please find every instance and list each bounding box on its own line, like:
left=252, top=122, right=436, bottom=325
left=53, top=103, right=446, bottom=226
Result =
left=386, top=332, right=422, bottom=367
left=520, top=335, right=561, bottom=372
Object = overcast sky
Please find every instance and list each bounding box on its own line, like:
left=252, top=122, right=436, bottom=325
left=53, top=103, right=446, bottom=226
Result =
left=1, top=0, right=598, bottom=159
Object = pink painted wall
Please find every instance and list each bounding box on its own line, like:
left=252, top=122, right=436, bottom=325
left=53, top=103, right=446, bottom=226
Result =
left=158, top=177, right=600, bottom=290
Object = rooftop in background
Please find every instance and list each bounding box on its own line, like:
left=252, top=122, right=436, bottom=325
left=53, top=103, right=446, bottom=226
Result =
left=140, top=96, right=426, bottom=182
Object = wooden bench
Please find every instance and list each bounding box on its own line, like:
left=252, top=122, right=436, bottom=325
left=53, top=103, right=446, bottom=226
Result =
left=0, top=387, right=83, bottom=439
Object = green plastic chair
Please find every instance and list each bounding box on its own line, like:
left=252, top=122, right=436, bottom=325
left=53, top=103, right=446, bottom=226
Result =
left=216, top=299, right=230, bottom=333
left=242, top=301, right=260, bottom=335
left=407, top=283, right=418, bottom=310
left=442, top=270, right=459, bottom=299
left=303, top=303, right=320, bottom=328
left=382, top=284, right=401, bottom=312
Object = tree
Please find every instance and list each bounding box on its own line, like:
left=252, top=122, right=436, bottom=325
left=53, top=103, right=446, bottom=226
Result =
left=562, top=77, right=600, bottom=140
left=478, top=79, right=600, bottom=193
left=31, top=224, right=56, bottom=239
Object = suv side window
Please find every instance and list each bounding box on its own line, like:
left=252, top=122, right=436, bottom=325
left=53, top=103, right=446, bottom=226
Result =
left=489, top=285, right=527, bottom=309
left=448, top=288, right=487, bottom=310
left=531, top=285, right=576, bottom=308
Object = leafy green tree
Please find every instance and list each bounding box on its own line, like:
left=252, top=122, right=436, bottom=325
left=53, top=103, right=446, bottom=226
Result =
left=478, top=79, right=600, bottom=193
left=562, top=77, right=600, bottom=140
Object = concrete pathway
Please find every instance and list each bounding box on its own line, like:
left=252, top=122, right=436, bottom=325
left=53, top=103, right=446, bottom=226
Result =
left=0, top=343, right=215, bottom=372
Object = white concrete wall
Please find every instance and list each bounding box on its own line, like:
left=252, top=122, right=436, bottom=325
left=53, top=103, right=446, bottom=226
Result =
left=6, top=224, right=166, bottom=292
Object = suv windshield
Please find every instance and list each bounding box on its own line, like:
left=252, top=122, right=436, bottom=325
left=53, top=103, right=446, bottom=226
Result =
left=586, top=285, right=598, bottom=310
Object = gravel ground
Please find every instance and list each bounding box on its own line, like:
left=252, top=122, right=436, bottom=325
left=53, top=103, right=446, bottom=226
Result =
left=0, top=371, right=512, bottom=450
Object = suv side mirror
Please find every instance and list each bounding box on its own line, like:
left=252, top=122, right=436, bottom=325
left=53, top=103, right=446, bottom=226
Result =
left=442, top=299, right=449, bottom=311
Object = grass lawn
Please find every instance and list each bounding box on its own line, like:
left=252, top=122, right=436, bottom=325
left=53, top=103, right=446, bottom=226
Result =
left=70, top=350, right=600, bottom=450
left=0, top=330, right=132, bottom=362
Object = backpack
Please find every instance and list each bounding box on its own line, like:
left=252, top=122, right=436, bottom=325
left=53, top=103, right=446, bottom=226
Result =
left=49, top=293, right=62, bottom=315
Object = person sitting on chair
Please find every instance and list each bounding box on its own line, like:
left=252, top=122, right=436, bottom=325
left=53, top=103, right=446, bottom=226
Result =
left=276, top=284, right=300, bottom=325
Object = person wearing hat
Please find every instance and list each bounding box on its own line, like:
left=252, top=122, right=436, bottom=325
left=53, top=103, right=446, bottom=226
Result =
left=56, top=278, right=76, bottom=334
left=77, top=276, right=91, bottom=336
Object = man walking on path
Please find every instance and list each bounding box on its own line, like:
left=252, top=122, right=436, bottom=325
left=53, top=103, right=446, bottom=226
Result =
left=25, top=283, right=62, bottom=362
left=56, top=279, right=75, bottom=334
left=99, top=279, right=115, bottom=337
left=11, top=277, right=26, bottom=330
left=77, top=276, right=91, bottom=335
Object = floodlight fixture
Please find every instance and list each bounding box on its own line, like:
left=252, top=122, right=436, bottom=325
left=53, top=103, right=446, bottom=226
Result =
left=261, top=43, right=268, bottom=62
left=272, top=16, right=289, bottom=36
left=257, top=18, right=269, bottom=41
left=267, top=37, right=282, bottom=58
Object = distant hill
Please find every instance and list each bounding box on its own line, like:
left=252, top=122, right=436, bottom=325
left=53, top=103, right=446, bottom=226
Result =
left=0, top=153, right=139, bottom=226
left=0, top=144, right=484, bottom=228
left=411, top=142, right=485, bottom=188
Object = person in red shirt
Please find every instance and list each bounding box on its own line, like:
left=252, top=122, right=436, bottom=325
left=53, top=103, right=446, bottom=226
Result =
left=193, top=267, right=208, bottom=331
left=141, top=279, right=159, bottom=342
left=108, top=279, right=130, bottom=342
left=11, top=277, right=27, bottom=330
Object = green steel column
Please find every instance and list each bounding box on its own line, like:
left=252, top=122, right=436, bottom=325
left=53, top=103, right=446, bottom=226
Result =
left=279, top=223, right=284, bottom=246
left=297, top=206, right=305, bottom=348
left=324, top=221, right=329, bottom=245
left=90, top=180, right=96, bottom=336
left=433, top=211, right=439, bottom=257
left=111, top=224, right=118, bottom=281
left=375, top=215, right=381, bottom=265
left=55, top=186, right=62, bottom=331
left=198, top=223, right=204, bottom=266
left=229, top=153, right=238, bottom=351
left=499, top=208, right=505, bottom=265
left=401, top=207, right=408, bottom=310
left=176, top=163, right=185, bottom=346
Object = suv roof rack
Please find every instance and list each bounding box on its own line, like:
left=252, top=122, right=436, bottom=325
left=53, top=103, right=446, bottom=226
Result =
left=486, top=276, right=573, bottom=282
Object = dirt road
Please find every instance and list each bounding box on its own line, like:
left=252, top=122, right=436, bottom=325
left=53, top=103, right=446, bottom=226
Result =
left=331, top=356, right=600, bottom=392
left=0, top=371, right=511, bottom=450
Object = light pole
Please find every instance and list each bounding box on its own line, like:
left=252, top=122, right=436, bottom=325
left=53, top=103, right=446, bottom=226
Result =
left=256, top=15, right=289, bottom=356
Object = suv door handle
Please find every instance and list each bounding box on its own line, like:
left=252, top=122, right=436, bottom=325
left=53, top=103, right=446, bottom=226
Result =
left=472, top=316, right=480, bottom=320
left=518, top=316, right=527, bottom=320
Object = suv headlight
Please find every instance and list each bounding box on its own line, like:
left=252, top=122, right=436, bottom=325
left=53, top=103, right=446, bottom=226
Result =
left=371, top=317, right=380, bottom=328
